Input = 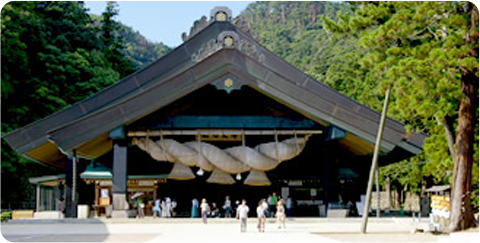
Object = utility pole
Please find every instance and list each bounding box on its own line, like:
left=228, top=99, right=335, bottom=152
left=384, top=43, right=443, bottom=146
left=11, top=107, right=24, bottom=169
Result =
left=376, top=165, right=381, bottom=218
left=361, top=86, right=391, bottom=233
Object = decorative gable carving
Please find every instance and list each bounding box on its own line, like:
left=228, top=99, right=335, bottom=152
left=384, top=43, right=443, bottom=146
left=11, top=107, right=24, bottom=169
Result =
left=181, top=16, right=211, bottom=42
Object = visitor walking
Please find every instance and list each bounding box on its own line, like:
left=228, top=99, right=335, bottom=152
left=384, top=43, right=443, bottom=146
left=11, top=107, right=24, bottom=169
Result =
left=223, top=196, right=232, bottom=218
left=261, top=198, right=269, bottom=214
left=153, top=198, right=162, bottom=218
left=256, top=200, right=266, bottom=232
left=200, top=198, right=210, bottom=224
left=161, top=199, right=167, bottom=217
left=276, top=200, right=286, bottom=229
left=165, top=197, right=172, bottom=218
left=285, top=196, right=292, bottom=217
left=236, top=199, right=249, bottom=233
left=266, top=194, right=272, bottom=217
left=136, top=198, right=145, bottom=219
left=191, top=198, right=199, bottom=218
left=270, top=192, right=278, bottom=217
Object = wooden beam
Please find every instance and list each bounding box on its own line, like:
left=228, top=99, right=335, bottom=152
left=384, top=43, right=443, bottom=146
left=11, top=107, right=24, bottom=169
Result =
left=127, top=130, right=322, bottom=137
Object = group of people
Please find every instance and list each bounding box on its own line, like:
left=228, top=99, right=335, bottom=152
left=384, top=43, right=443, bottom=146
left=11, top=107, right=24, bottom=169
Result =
left=136, top=197, right=177, bottom=219
left=191, top=196, right=234, bottom=221
left=193, top=192, right=291, bottom=233
left=193, top=196, right=233, bottom=223
left=256, top=192, right=287, bottom=232
left=265, top=192, right=293, bottom=218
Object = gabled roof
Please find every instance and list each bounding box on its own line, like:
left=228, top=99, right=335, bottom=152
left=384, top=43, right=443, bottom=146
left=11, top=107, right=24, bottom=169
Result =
left=3, top=9, right=427, bottom=167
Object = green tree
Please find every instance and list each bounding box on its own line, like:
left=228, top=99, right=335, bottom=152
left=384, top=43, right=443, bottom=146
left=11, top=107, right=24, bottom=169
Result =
left=1, top=1, right=136, bottom=207
left=100, top=1, right=135, bottom=77
left=323, top=1, right=478, bottom=231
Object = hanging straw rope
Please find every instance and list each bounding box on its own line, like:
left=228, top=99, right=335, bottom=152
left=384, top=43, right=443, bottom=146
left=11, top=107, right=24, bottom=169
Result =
left=274, top=130, right=280, bottom=162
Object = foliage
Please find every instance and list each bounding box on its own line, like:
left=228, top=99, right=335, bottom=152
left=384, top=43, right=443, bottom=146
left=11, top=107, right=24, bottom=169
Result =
left=241, top=1, right=354, bottom=74
left=120, top=24, right=171, bottom=69
left=1, top=1, right=169, bottom=207
left=99, top=1, right=135, bottom=77
left=322, top=1, right=479, bottom=227
left=1, top=211, right=12, bottom=222
left=245, top=1, right=479, bottom=214
left=89, top=14, right=171, bottom=69
left=379, top=157, right=425, bottom=193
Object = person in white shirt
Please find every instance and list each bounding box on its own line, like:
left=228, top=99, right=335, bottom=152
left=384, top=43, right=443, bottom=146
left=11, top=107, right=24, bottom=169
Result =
left=236, top=199, right=249, bottom=233
left=165, top=197, right=172, bottom=218
left=276, top=200, right=286, bottom=229
left=261, top=199, right=269, bottom=212
left=256, top=200, right=266, bottom=232
left=200, top=198, right=210, bottom=224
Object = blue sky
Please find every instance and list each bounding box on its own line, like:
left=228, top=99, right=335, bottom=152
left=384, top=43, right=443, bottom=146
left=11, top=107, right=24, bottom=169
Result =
left=84, top=1, right=253, bottom=47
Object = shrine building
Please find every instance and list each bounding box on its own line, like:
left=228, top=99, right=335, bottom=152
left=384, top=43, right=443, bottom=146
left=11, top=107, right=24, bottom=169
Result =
left=3, top=7, right=426, bottom=218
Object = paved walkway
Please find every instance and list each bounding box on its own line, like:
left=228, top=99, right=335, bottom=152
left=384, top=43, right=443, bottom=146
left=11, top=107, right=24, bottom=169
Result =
left=1, top=217, right=478, bottom=242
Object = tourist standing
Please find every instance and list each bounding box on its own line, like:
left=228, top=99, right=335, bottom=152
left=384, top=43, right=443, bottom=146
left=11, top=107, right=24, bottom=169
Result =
left=261, top=198, right=269, bottom=213
left=165, top=197, right=172, bottom=218
left=276, top=200, right=286, bottom=229
left=285, top=196, right=292, bottom=217
left=191, top=198, right=199, bottom=218
left=200, top=198, right=210, bottom=224
left=256, top=200, right=266, bottom=232
left=270, top=192, right=278, bottom=217
left=153, top=198, right=162, bottom=218
left=136, top=198, right=145, bottom=218
left=57, top=197, right=65, bottom=213
left=223, top=196, right=232, bottom=218
left=236, top=199, right=250, bottom=233
left=161, top=199, right=167, bottom=217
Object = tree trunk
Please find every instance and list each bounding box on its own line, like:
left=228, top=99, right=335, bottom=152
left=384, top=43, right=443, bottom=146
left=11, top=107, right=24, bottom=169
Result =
left=449, top=3, right=478, bottom=232
left=449, top=71, right=477, bottom=232
left=443, top=116, right=456, bottom=163
left=385, top=177, right=391, bottom=213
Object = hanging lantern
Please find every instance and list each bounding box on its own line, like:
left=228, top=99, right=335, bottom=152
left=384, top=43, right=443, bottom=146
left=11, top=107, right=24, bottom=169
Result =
left=196, top=168, right=204, bottom=176
left=236, top=173, right=242, bottom=180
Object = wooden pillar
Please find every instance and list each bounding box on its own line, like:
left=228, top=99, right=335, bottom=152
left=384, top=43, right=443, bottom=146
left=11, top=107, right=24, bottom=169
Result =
left=111, top=139, right=129, bottom=218
left=95, top=184, right=99, bottom=206
left=36, top=184, right=41, bottom=212
left=109, top=126, right=129, bottom=218
left=54, top=185, right=60, bottom=211
left=322, top=140, right=332, bottom=217
left=64, top=151, right=79, bottom=217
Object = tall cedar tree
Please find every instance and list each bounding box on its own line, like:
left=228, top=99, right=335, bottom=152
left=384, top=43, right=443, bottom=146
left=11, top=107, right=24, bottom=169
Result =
left=323, top=2, right=478, bottom=231
left=100, top=1, right=135, bottom=77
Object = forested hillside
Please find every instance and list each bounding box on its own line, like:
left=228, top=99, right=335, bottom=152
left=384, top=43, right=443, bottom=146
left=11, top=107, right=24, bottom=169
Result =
left=121, top=24, right=171, bottom=69
left=240, top=1, right=384, bottom=114
left=1, top=1, right=170, bottom=206
left=89, top=13, right=171, bottom=69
